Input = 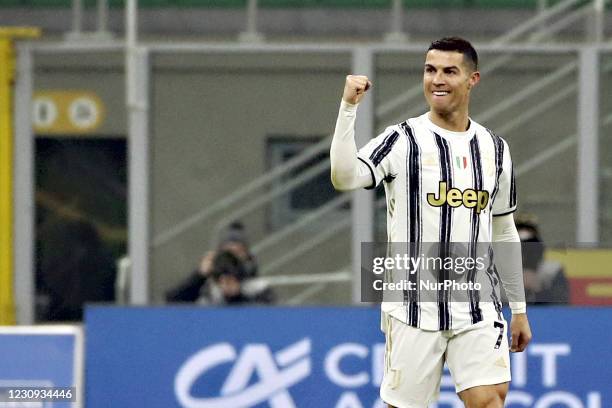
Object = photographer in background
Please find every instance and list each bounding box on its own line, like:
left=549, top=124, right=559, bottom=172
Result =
left=203, top=250, right=274, bottom=305
left=516, top=214, right=570, bottom=305
left=165, top=222, right=274, bottom=305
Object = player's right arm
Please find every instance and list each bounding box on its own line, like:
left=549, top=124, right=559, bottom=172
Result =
left=330, top=75, right=374, bottom=191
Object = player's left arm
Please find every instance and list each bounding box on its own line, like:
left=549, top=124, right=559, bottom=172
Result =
left=492, top=213, right=532, bottom=352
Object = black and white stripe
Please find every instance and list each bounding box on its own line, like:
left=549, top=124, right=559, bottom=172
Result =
left=370, top=131, right=400, bottom=167
left=485, top=131, right=506, bottom=319
left=510, top=165, right=517, bottom=209
left=368, top=131, right=393, bottom=164
left=488, top=130, right=505, bottom=205
left=360, top=114, right=518, bottom=330
left=434, top=133, right=452, bottom=331
left=402, top=122, right=422, bottom=328
left=486, top=246, right=504, bottom=319
left=468, top=136, right=484, bottom=324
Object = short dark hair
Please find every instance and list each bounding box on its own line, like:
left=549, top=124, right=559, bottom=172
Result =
left=428, top=37, right=478, bottom=72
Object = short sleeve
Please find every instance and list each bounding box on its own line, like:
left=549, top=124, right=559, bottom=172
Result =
left=492, top=139, right=517, bottom=216
left=357, top=127, right=400, bottom=190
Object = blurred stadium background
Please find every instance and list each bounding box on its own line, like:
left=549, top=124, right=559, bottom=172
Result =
left=0, top=1, right=611, bottom=407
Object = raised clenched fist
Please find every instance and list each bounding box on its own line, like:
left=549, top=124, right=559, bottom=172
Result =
left=343, top=75, right=372, bottom=105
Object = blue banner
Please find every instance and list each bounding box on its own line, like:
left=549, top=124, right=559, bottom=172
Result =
left=85, top=306, right=611, bottom=408
left=0, top=326, right=83, bottom=408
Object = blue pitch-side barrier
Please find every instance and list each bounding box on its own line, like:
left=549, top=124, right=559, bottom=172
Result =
left=85, top=306, right=611, bottom=408
left=0, top=326, right=84, bottom=408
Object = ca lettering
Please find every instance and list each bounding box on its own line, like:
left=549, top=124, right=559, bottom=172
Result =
left=174, top=339, right=311, bottom=408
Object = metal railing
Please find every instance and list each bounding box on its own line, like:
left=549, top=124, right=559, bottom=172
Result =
left=236, top=0, right=604, bottom=44
left=66, top=0, right=114, bottom=41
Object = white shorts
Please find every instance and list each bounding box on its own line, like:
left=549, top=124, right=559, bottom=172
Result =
left=380, top=313, right=511, bottom=408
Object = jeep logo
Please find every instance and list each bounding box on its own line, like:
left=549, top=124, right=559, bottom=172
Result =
left=427, top=182, right=489, bottom=214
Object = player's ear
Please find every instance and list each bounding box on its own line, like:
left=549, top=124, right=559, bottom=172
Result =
left=468, top=71, right=480, bottom=89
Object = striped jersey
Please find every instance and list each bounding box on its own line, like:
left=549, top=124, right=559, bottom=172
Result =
left=358, top=112, right=517, bottom=331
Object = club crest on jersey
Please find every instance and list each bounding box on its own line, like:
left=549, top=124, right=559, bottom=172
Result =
left=427, top=181, right=489, bottom=214
left=455, top=155, right=468, bottom=169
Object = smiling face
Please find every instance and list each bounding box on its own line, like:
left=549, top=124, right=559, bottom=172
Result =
left=423, top=49, right=480, bottom=119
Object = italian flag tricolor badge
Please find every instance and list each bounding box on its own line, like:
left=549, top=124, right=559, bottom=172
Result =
left=455, top=156, right=468, bottom=169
